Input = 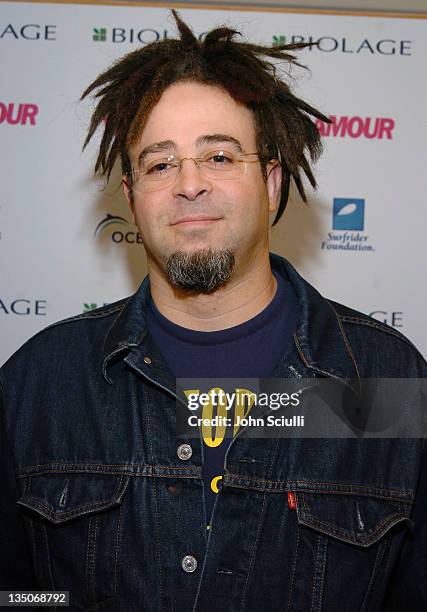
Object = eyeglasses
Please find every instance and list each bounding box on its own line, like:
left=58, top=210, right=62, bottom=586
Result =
left=130, top=149, right=262, bottom=193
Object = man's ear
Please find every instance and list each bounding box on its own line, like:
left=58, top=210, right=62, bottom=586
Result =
left=266, top=161, right=282, bottom=213
left=122, top=176, right=136, bottom=225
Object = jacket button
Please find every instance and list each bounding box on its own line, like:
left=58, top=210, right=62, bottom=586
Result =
left=177, top=443, right=192, bottom=461
left=143, top=356, right=152, bottom=364
left=181, top=555, right=197, bottom=573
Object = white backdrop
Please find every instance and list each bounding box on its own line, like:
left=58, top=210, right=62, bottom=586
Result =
left=1, top=2, right=426, bottom=364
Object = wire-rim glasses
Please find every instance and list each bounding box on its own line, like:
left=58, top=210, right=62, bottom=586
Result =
left=130, top=148, right=263, bottom=193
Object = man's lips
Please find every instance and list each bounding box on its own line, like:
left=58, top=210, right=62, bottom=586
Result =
left=170, top=216, right=223, bottom=226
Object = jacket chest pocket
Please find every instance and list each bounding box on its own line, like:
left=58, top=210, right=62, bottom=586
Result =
left=287, top=490, right=413, bottom=612
left=17, top=473, right=130, bottom=611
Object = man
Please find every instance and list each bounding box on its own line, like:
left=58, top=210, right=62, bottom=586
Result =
left=1, top=11, right=426, bottom=612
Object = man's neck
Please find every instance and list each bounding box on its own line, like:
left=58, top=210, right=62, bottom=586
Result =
left=148, top=255, right=277, bottom=332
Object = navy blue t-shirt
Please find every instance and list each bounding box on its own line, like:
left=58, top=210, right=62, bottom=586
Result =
left=147, top=271, right=299, bottom=527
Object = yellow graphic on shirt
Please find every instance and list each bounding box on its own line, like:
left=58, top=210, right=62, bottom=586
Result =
left=184, top=387, right=256, bottom=447
left=210, top=475, right=223, bottom=493
left=183, top=387, right=256, bottom=512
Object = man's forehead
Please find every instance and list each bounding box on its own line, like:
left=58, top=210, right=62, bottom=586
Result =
left=127, top=81, right=258, bottom=157
left=147, top=83, right=254, bottom=125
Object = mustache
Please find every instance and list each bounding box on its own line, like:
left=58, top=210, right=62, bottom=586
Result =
left=169, top=206, right=225, bottom=225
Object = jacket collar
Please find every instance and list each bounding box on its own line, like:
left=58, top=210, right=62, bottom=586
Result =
left=269, top=254, right=360, bottom=394
left=102, top=253, right=360, bottom=394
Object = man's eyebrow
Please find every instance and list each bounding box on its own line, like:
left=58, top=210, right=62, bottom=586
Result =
left=137, top=140, right=176, bottom=163
left=196, top=134, right=244, bottom=152
left=137, top=134, right=244, bottom=163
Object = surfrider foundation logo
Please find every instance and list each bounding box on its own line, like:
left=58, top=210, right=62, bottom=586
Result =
left=321, top=198, right=375, bottom=252
left=333, top=198, right=365, bottom=231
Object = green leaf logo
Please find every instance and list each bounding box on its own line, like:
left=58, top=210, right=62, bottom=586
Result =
left=272, top=35, right=286, bottom=47
left=93, top=28, right=107, bottom=42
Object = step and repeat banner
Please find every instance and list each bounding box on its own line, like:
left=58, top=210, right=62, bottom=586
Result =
left=1, top=2, right=426, bottom=363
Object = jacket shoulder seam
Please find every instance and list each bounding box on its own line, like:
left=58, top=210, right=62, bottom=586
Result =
left=338, top=314, right=418, bottom=351
left=50, top=302, right=125, bottom=324
left=31, top=303, right=127, bottom=335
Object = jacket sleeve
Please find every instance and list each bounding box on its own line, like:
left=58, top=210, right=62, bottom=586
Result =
left=382, top=437, right=427, bottom=611
left=0, top=383, right=37, bottom=590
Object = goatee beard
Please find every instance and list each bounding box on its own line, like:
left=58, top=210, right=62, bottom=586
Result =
left=165, top=248, right=235, bottom=293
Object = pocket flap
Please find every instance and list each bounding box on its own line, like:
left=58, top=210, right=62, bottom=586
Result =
left=296, top=491, right=412, bottom=547
left=17, top=473, right=129, bottom=524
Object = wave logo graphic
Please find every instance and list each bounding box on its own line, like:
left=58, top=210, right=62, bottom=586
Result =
left=94, top=213, right=128, bottom=238
left=332, top=198, right=365, bottom=231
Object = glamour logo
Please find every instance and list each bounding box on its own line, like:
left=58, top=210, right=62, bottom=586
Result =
left=272, top=35, right=411, bottom=55
left=321, top=198, right=375, bottom=252
left=1, top=24, right=56, bottom=40
left=0, top=103, right=38, bottom=126
left=315, top=116, right=395, bottom=139
left=369, top=311, right=404, bottom=328
left=95, top=213, right=143, bottom=244
left=0, top=299, right=47, bottom=315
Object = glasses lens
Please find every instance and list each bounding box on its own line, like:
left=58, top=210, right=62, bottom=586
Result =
left=144, top=157, right=179, bottom=180
left=132, top=155, right=178, bottom=193
left=199, top=149, right=242, bottom=179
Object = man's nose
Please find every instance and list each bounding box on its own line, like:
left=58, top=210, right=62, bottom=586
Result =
left=172, top=158, right=213, bottom=201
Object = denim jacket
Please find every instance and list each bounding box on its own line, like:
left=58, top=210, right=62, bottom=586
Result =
left=1, top=254, right=426, bottom=612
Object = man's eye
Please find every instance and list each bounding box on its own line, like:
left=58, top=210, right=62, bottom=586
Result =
left=146, top=162, right=173, bottom=174
left=207, top=152, right=235, bottom=165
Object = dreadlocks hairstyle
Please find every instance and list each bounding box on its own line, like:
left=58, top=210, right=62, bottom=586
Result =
left=81, top=10, right=330, bottom=225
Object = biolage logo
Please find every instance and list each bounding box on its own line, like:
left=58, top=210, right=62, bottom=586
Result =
left=91, top=26, right=170, bottom=44
left=95, top=213, right=143, bottom=244
left=272, top=35, right=287, bottom=46
left=91, top=27, right=206, bottom=44
left=321, top=198, right=376, bottom=252
left=369, top=311, right=404, bottom=328
left=272, top=34, right=411, bottom=56
left=93, top=27, right=107, bottom=42
left=0, top=299, right=47, bottom=315
left=1, top=24, right=56, bottom=40
left=0, top=102, right=38, bottom=126
left=315, top=116, right=395, bottom=140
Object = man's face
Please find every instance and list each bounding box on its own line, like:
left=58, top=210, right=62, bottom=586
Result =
left=124, top=81, right=281, bottom=287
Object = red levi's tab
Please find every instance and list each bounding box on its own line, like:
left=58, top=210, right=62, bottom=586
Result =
left=287, top=491, right=297, bottom=510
